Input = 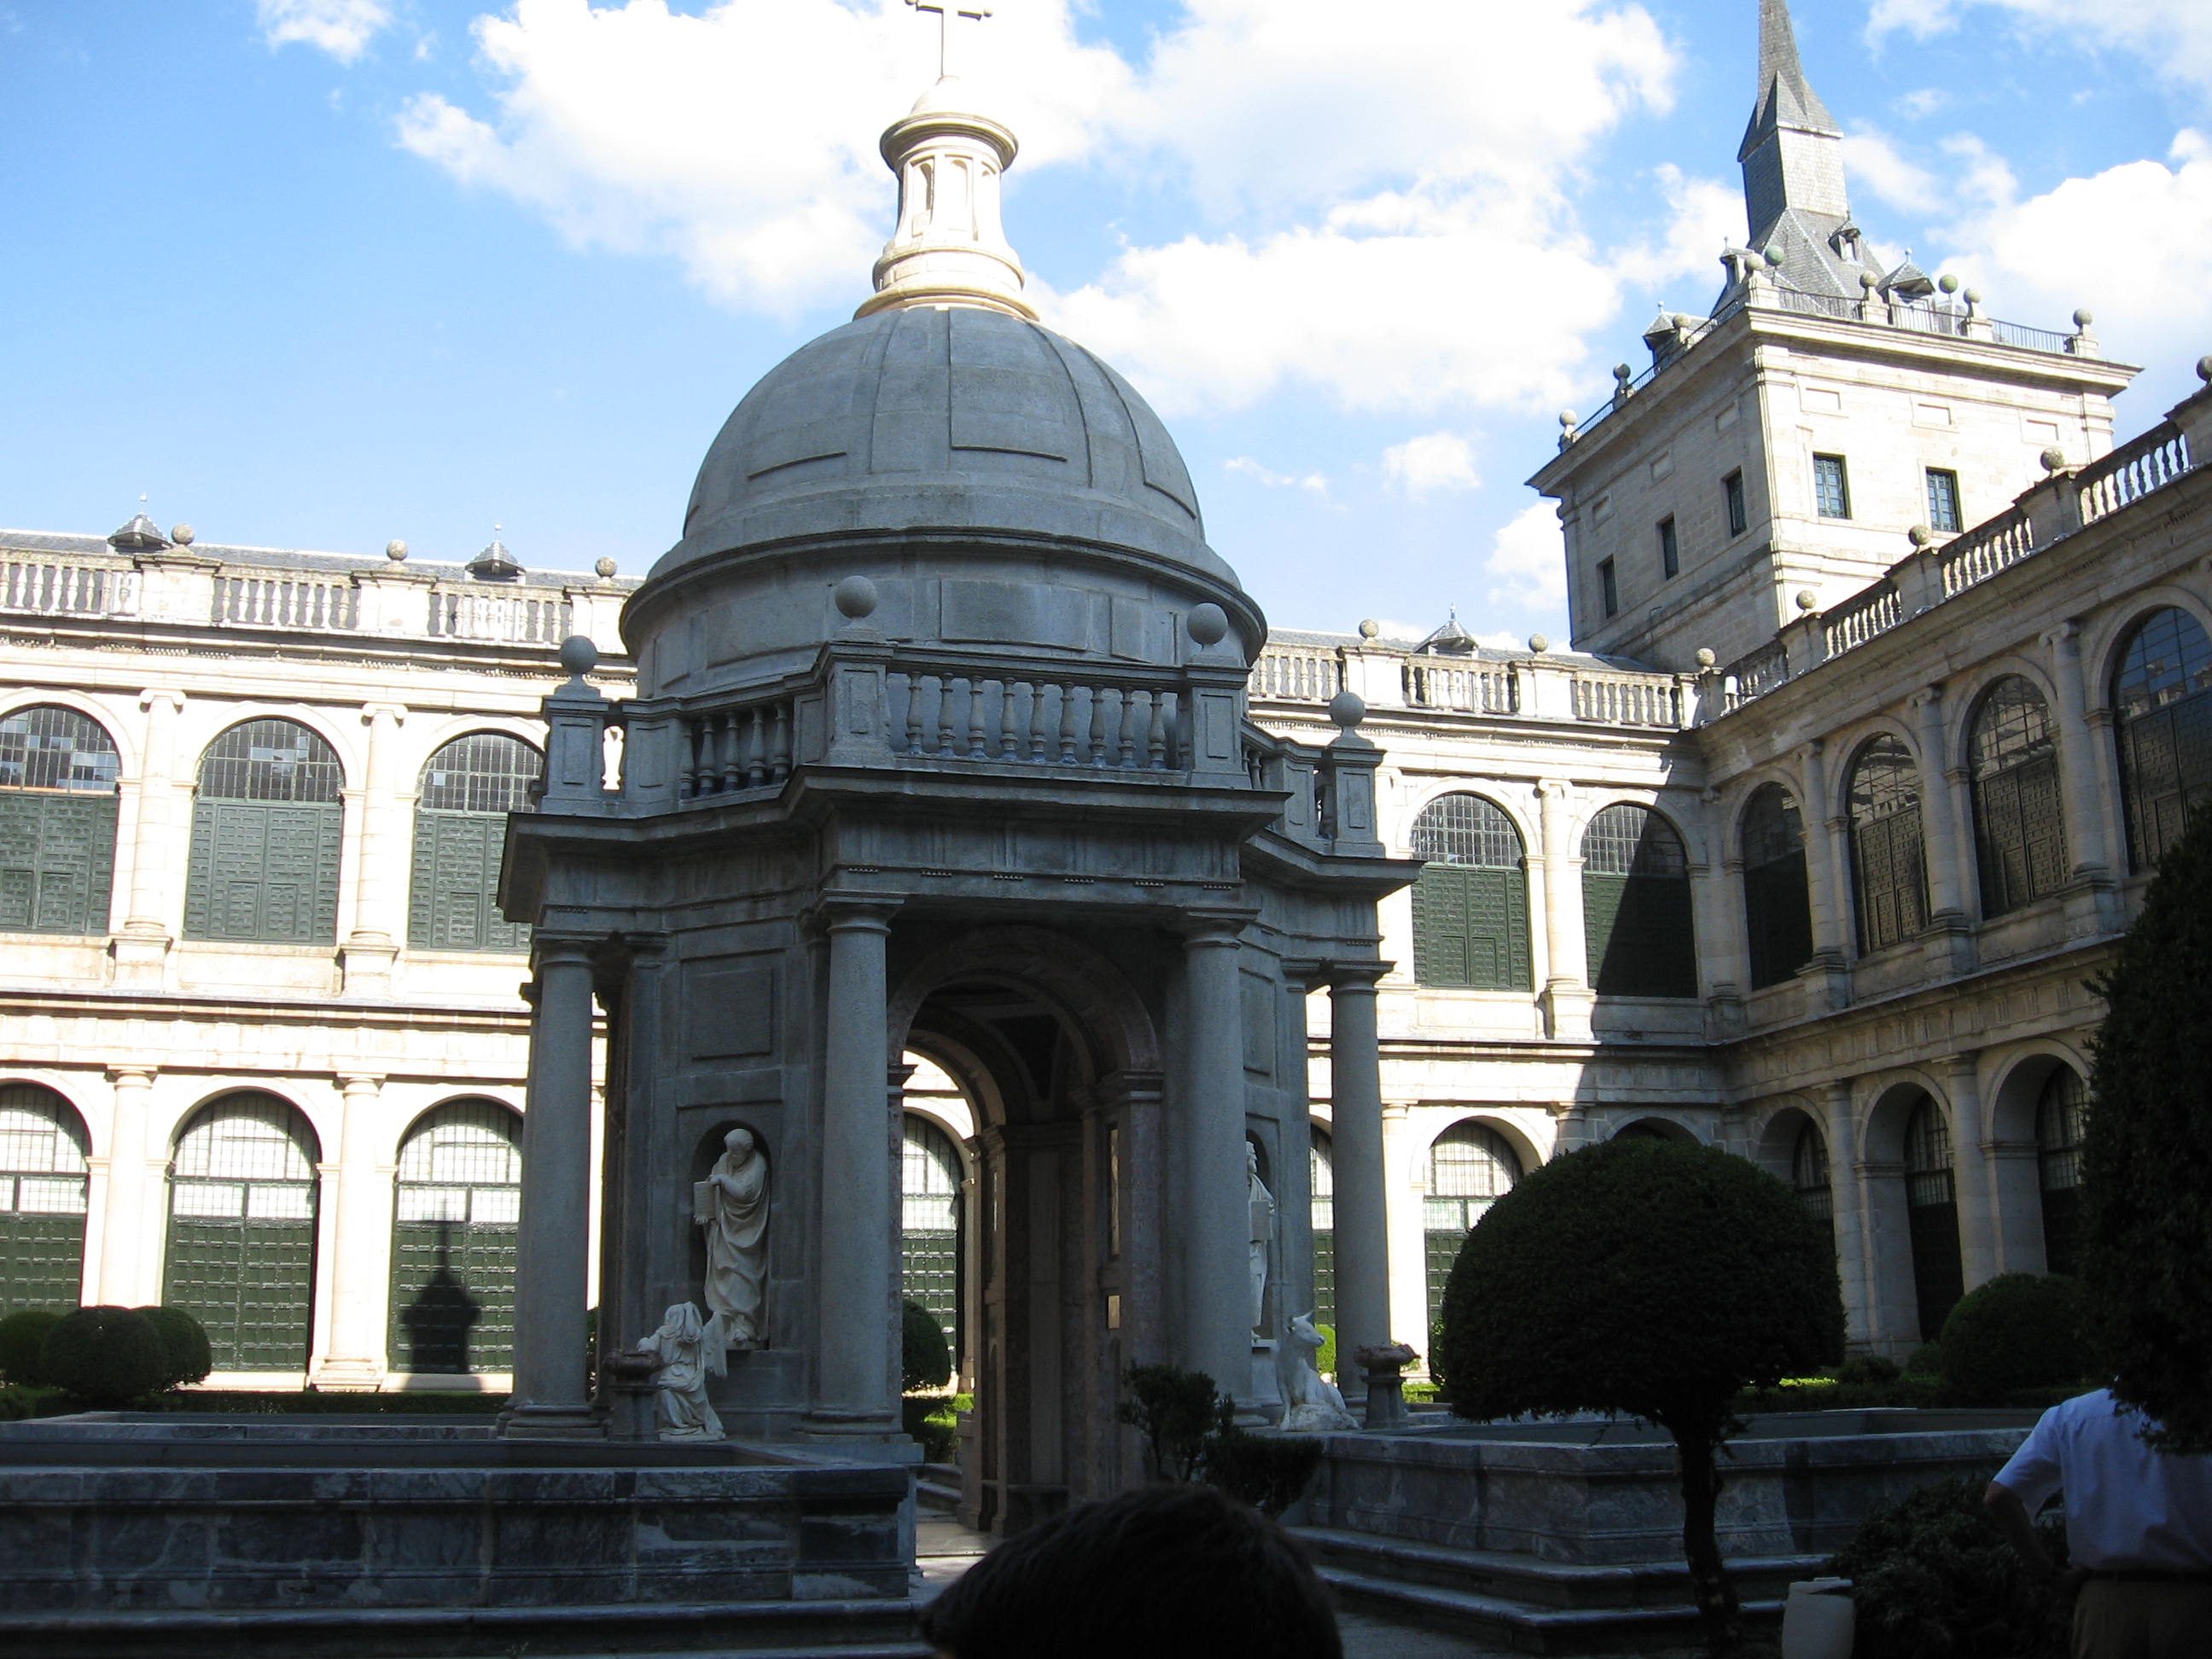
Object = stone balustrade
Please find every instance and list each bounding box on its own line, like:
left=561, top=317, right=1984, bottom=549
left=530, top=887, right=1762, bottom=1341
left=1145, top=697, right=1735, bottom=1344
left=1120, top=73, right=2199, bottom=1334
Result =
left=1822, top=580, right=1904, bottom=658
left=0, top=554, right=137, bottom=619
left=428, top=587, right=575, bottom=645
left=1937, top=504, right=2034, bottom=599
left=1404, top=659, right=1517, bottom=714
left=678, top=696, right=798, bottom=799
left=1569, top=669, right=1681, bottom=727
left=887, top=671, right=1184, bottom=771
left=214, top=572, right=359, bottom=630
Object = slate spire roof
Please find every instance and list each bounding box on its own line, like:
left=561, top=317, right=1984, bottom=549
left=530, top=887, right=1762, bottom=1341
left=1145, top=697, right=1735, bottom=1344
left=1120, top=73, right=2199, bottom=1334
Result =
left=1738, top=0, right=1840, bottom=163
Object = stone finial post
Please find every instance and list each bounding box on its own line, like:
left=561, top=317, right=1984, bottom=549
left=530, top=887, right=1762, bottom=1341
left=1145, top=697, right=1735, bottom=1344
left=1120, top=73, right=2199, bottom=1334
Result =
left=1318, top=693, right=1385, bottom=855
left=2015, top=451, right=2084, bottom=548
left=2164, top=358, right=2212, bottom=460
left=538, top=637, right=616, bottom=813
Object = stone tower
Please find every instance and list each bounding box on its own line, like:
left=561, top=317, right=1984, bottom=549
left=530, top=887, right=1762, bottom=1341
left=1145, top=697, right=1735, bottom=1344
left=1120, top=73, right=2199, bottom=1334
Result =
left=496, top=71, right=1406, bottom=1528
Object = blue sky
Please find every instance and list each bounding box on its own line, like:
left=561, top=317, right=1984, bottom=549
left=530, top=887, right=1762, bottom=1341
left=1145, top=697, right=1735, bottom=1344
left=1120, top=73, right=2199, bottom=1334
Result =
left=4, top=1, right=2210, bottom=648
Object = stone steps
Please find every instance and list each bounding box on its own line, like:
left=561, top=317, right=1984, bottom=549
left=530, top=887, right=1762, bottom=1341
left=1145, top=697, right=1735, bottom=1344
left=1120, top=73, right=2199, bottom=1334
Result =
left=916, top=1462, right=961, bottom=1512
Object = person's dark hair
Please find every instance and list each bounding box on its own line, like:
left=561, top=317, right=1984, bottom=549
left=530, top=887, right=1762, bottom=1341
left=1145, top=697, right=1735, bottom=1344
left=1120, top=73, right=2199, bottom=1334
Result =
left=917, top=1481, right=1341, bottom=1659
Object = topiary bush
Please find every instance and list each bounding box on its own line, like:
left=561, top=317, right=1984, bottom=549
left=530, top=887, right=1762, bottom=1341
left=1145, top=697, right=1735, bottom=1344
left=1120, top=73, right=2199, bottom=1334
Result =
left=0, top=1307, right=65, bottom=1387
left=1117, top=1363, right=1231, bottom=1483
left=1937, top=1274, right=2090, bottom=1406
left=1829, top=1474, right=2067, bottom=1659
left=1441, top=1138, right=1843, bottom=1655
left=1903, top=1342, right=1944, bottom=1378
left=900, top=1300, right=952, bottom=1395
left=132, top=1306, right=212, bottom=1391
left=1835, top=1354, right=1901, bottom=1387
left=39, top=1305, right=166, bottom=1407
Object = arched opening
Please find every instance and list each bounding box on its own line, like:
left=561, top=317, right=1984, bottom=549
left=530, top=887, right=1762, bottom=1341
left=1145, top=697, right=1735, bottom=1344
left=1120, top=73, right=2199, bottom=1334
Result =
left=183, top=719, right=344, bottom=943
left=0, top=1083, right=90, bottom=1313
left=1792, top=1119, right=1835, bottom=1251
left=0, top=705, right=121, bottom=935
left=1308, top=1126, right=1335, bottom=1334
left=2112, top=607, right=2212, bottom=870
left=1740, top=784, right=1813, bottom=988
left=1580, top=803, right=1696, bottom=997
left=1612, top=1116, right=1694, bottom=1143
left=1408, top=794, right=1531, bottom=991
left=1902, top=1096, right=1964, bottom=1342
left=1968, top=677, right=2067, bottom=917
left=2035, top=1068, right=2087, bottom=1277
left=388, top=1099, right=522, bottom=1377
left=900, top=1102, right=965, bottom=1366
left=1423, top=1120, right=1521, bottom=1340
left=410, top=732, right=544, bottom=952
left=165, top=1091, right=322, bottom=1371
left=1847, top=736, right=1928, bottom=954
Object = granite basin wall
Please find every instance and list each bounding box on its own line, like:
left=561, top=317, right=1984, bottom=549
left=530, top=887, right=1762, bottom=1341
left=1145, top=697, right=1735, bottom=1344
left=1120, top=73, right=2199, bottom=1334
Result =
left=1314, top=1409, right=2040, bottom=1564
left=0, top=1416, right=912, bottom=1616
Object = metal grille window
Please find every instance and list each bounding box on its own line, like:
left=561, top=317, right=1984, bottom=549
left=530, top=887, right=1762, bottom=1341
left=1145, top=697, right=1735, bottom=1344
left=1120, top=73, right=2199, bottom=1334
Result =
left=184, top=720, right=344, bottom=943
left=1423, top=1122, right=1520, bottom=1338
left=1724, top=471, right=1748, bottom=538
left=1658, top=516, right=1679, bottom=580
left=0, top=1083, right=90, bottom=1314
left=901, top=1115, right=962, bottom=1353
left=165, top=1092, right=320, bottom=1371
left=1792, top=1121, right=1833, bottom=1232
left=2036, top=1068, right=2087, bottom=1277
left=1741, top=784, right=1813, bottom=989
left=0, top=706, right=120, bottom=936
left=1309, top=1126, right=1335, bottom=1333
left=1813, top=454, right=1851, bottom=519
left=1903, top=1097, right=1964, bottom=1342
left=390, top=1100, right=521, bottom=1375
left=1925, top=469, right=1963, bottom=534
left=1848, top=736, right=1929, bottom=955
left=1598, top=558, right=1618, bottom=617
left=1409, top=795, right=1531, bottom=991
left=1581, top=803, right=1696, bottom=998
left=2113, top=607, right=2212, bottom=870
left=1970, top=678, right=2069, bottom=917
left=409, top=732, right=543, bottom=953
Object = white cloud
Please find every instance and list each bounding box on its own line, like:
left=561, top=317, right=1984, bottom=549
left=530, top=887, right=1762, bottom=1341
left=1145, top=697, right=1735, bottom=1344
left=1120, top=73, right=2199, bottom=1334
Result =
left=1482, top=501, right=1567, bottom=613
left=258, top=0, right=392, bottom=61
left=1381, top=432, right=1481, bottom=498
left=1223, top=456, right=1329, bottom=493
left=1842, top=130, right=1945, bottom=218
left=1895, top=88, right=1949, bottom=119
left=1866, top=0, right=2212, bottom=97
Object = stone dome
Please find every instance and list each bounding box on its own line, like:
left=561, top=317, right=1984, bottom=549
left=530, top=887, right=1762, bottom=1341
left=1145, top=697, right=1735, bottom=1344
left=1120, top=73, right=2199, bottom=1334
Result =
left=661, top=305, right=1234, bottom=585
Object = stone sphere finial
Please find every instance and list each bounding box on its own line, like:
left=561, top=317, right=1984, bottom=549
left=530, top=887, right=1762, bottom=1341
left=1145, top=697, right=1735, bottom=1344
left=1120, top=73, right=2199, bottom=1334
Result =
left=1908, top=524, right=1934, bottom=547
left=594, top=556, right=618, bottom=579
left=1557, top=410, right=1577, bottom=428
left=1186, top=602, right=1229, bottom=646
left=1326, top=690, right=1366, bottom=731
left=2198, top=355, right=2212, bottom=385
left=1858, top=269, right=1880, bottom=290
left=832, top=574, right=879, bottom=620
left=1528, top=633, right=1550, bottom=654
left=2073, top=307, right=2094, bottom=329
left=1795, top=590, right=1819, bottom=614
left=557, top=635, right=600, bottom=677
left=1358, top=617, right=1381, bottom=640
left=170, top=524, right=195, bottom=545
left=1613, top=363, right=1633, bottom=385
left=385, top=539, right=408, bottom=562
left=1695, top=647, right=1717, bottom=668
left=1762, top=244, right=1783, bottom=267
left=2040, top=445, right=2067, bottom=474
left=1939, top=273, right=1959, bottom=294
left=1964, top=287, right=1982, bottom=306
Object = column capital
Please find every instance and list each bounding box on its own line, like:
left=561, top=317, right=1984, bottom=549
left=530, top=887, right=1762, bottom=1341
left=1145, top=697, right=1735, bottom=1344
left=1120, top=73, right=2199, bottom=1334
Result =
left=1174, top=909, right=1255, bottom=948
left=106, top=1064, right=158, bottom=1086
left=2042, top=618, right=2086, bottom=655
left=335, top=1073, right=386, bottom=1097
left=137, top=688, right=184, bottom=714
left=815, top=894, right=900, bottom=936
left=1321, top=960, right=1391, bottom=992
left=532, top=933, right=604, bottom=971
left=1908, top=683, right=1946, bottom=713
left=359, top=701, right=408, bottom=725
left=1944, top=1050, right=1983, bottom=1078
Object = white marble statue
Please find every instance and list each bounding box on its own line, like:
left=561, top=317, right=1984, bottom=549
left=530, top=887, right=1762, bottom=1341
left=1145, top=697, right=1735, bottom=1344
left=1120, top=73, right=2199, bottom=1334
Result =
left=1279, top=1310, right=1358, bottom=1433
left=1247, top=1143, right=1275, bottom=1333
left=641, top=1301, right=725, bottom=1441
left=695, top=1125, right=769, bottom=1349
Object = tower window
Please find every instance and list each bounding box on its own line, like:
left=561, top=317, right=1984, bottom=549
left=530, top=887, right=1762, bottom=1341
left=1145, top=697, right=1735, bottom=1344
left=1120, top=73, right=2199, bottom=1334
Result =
left=1813, top=455, right=1851, bottom=519
left=1723, top=471, right=1748, bottom=538
left=1657, top=516, right=1679, bottom=580
left=1925, top=469, right=1962, bottom=533
left=1598, top=558, right=1618, bottom=618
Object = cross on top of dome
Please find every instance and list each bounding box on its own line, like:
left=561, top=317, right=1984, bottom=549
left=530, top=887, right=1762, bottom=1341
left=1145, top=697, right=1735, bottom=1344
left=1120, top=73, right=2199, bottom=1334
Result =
left=906, top=0, right=992, bottom=80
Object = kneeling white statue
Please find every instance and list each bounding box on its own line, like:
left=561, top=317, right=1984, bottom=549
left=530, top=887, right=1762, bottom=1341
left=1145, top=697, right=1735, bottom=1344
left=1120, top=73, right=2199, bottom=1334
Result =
left=1279, top=1310, right=1358, bottom=1433
left=638, top=1301, right=725, bottom=1441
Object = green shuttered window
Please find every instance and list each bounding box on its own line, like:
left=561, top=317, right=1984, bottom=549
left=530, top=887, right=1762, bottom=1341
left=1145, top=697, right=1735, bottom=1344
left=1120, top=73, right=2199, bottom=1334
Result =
left=184, top=720, right=344, bottom=943
left=0, top=1084, right=90, bottom=1314
left=1740, top=784, right=1813, bottom=989
left=1848, top=736, right=1929, bottom=955
left=1423, top=1121, right=1520, bottom=1340
left=1410, top=794, right=1531, bottom=991
left=2113, top=607, right=2212, bottom=871
left=1309, top=1126, right=1335, bottom=1335
left=2035, top=1068, right=2086, bottom=1278
left=1970, top=677, right=2069, bottom=917
left=0, top=706, right=120, bottom=936
left=1903, top=1098, right=1963, bottom=1343
left=901, top=1115, right=963, bottom=1356
left=389, top=1100, right=521, bottom=1376
left=410, top=733, right=543, bottom=953
left=1580, top=803, right=1697, bottom=997
left=165, top=1092, right=320, bottom=1371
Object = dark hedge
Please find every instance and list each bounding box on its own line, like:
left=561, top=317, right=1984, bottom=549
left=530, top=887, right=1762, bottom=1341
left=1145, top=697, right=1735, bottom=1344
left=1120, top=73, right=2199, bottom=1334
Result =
left=1937, top=1275, right=2090, bottom=1406
left=133, top=1306, right=213, bottom=1391
left=901, top=1299, right=952, bottom=1395
left=40, top=1305, right=166, bottom=1406
left=0, top=1308, right=63, bottom=1387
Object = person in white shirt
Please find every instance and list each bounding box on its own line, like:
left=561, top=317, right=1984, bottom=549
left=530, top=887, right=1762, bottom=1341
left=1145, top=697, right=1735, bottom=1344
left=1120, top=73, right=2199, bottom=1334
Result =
left=1987, top=1388, right=2212, bottom=1658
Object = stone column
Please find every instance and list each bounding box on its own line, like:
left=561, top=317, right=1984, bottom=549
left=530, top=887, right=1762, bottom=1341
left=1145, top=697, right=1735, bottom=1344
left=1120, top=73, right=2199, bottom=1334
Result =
left=312, top=1074, right=395, bottom=1389
left=505, top=936, right=602, bottom=1437
left=95, top=1067, right=158, bottom=1305
left=2046, top=621, right=2120, bottom=903
left=1535, top=781, right=1592, bottom=1039
left=1908, top=688, right=1968, bottom=920
left=342, top=703, right=407, bottom=996
left=806, top=899, right=901, bottom=1435
left=1324, top=965, right=1392, bottom=1395
left=113, top=690, right=183, bottom=985
left=1820, top=1082, right=1873, bottom=1350
left=1379, top=1103, right=1427, bottom=1374
left=1946, top=1054, right=1999, bottom=1292
left=1796, top=741, right=1853, bottom=1008
left=1179, top=917, right=1254, bottom=1400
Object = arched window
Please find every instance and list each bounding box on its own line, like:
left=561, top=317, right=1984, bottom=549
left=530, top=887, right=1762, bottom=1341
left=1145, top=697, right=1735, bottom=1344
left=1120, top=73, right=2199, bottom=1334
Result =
left=1423, top=1121, right=1521, bottom=1335
left=1792, top=1120, right=1834, bottom=1246
left=1848, top=736, right=1928, bottom=955
left=1580, top=803, right=1697, bottom=997
left=1970, top=678, right=2068, bottom=917
left=0, top=1083, right=90, bottom=1313
left=2113, top=607, right=2212, bottom=870
left=1409, top=795, right=1531, bottom=991
left=1741, top=784, right=1813, bottom=989
left=1903, top=1097, right=1964, bottom=1342
left=410, top=733, right=544, bottom=953
left=166, top=1092, right=321, bottom=1371
left=183, top=719, right=344, bottom=943
left=2035, top=1068, right=2087, bottom=1278
left=1309, top=1126, right=1335, bottom=1333
left=0, top=705, right=120, bottom=935
left=390, top=1100, right=521, bottom=1377
left=902, top=1115, right=963, bottom=1356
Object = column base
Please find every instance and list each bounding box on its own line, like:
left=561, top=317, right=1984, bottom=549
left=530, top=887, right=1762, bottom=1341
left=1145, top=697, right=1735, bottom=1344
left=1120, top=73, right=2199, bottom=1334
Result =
left=795, top=1412, right=922, bottom=1464
left=307, top=1357, right=386, bottom=1393
left=498, top=1404, right=607, bottom=1441
left=1540, top=981, right=1592, bottom=1041
left=341, top=937, right=399, bottom=997
left=108, top=929, right=172, bottom=989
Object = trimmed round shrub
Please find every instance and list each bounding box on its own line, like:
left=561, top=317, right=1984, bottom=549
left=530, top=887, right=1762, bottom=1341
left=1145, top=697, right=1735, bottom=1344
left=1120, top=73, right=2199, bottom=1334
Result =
left=132, top=1306, right=213, bottom=1390
left=1836, top=1354, right=1901, bottom=1386
left=1903, top=1342, right=1944, bottom=1377
left=901, top=1299, right=952, bottom=1395
left=0, top=1307, right=66, bottom=1387
left=1938, top=1273, right=2089, bottom=1405
left=39, top=1305, right=166, bottom=1407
